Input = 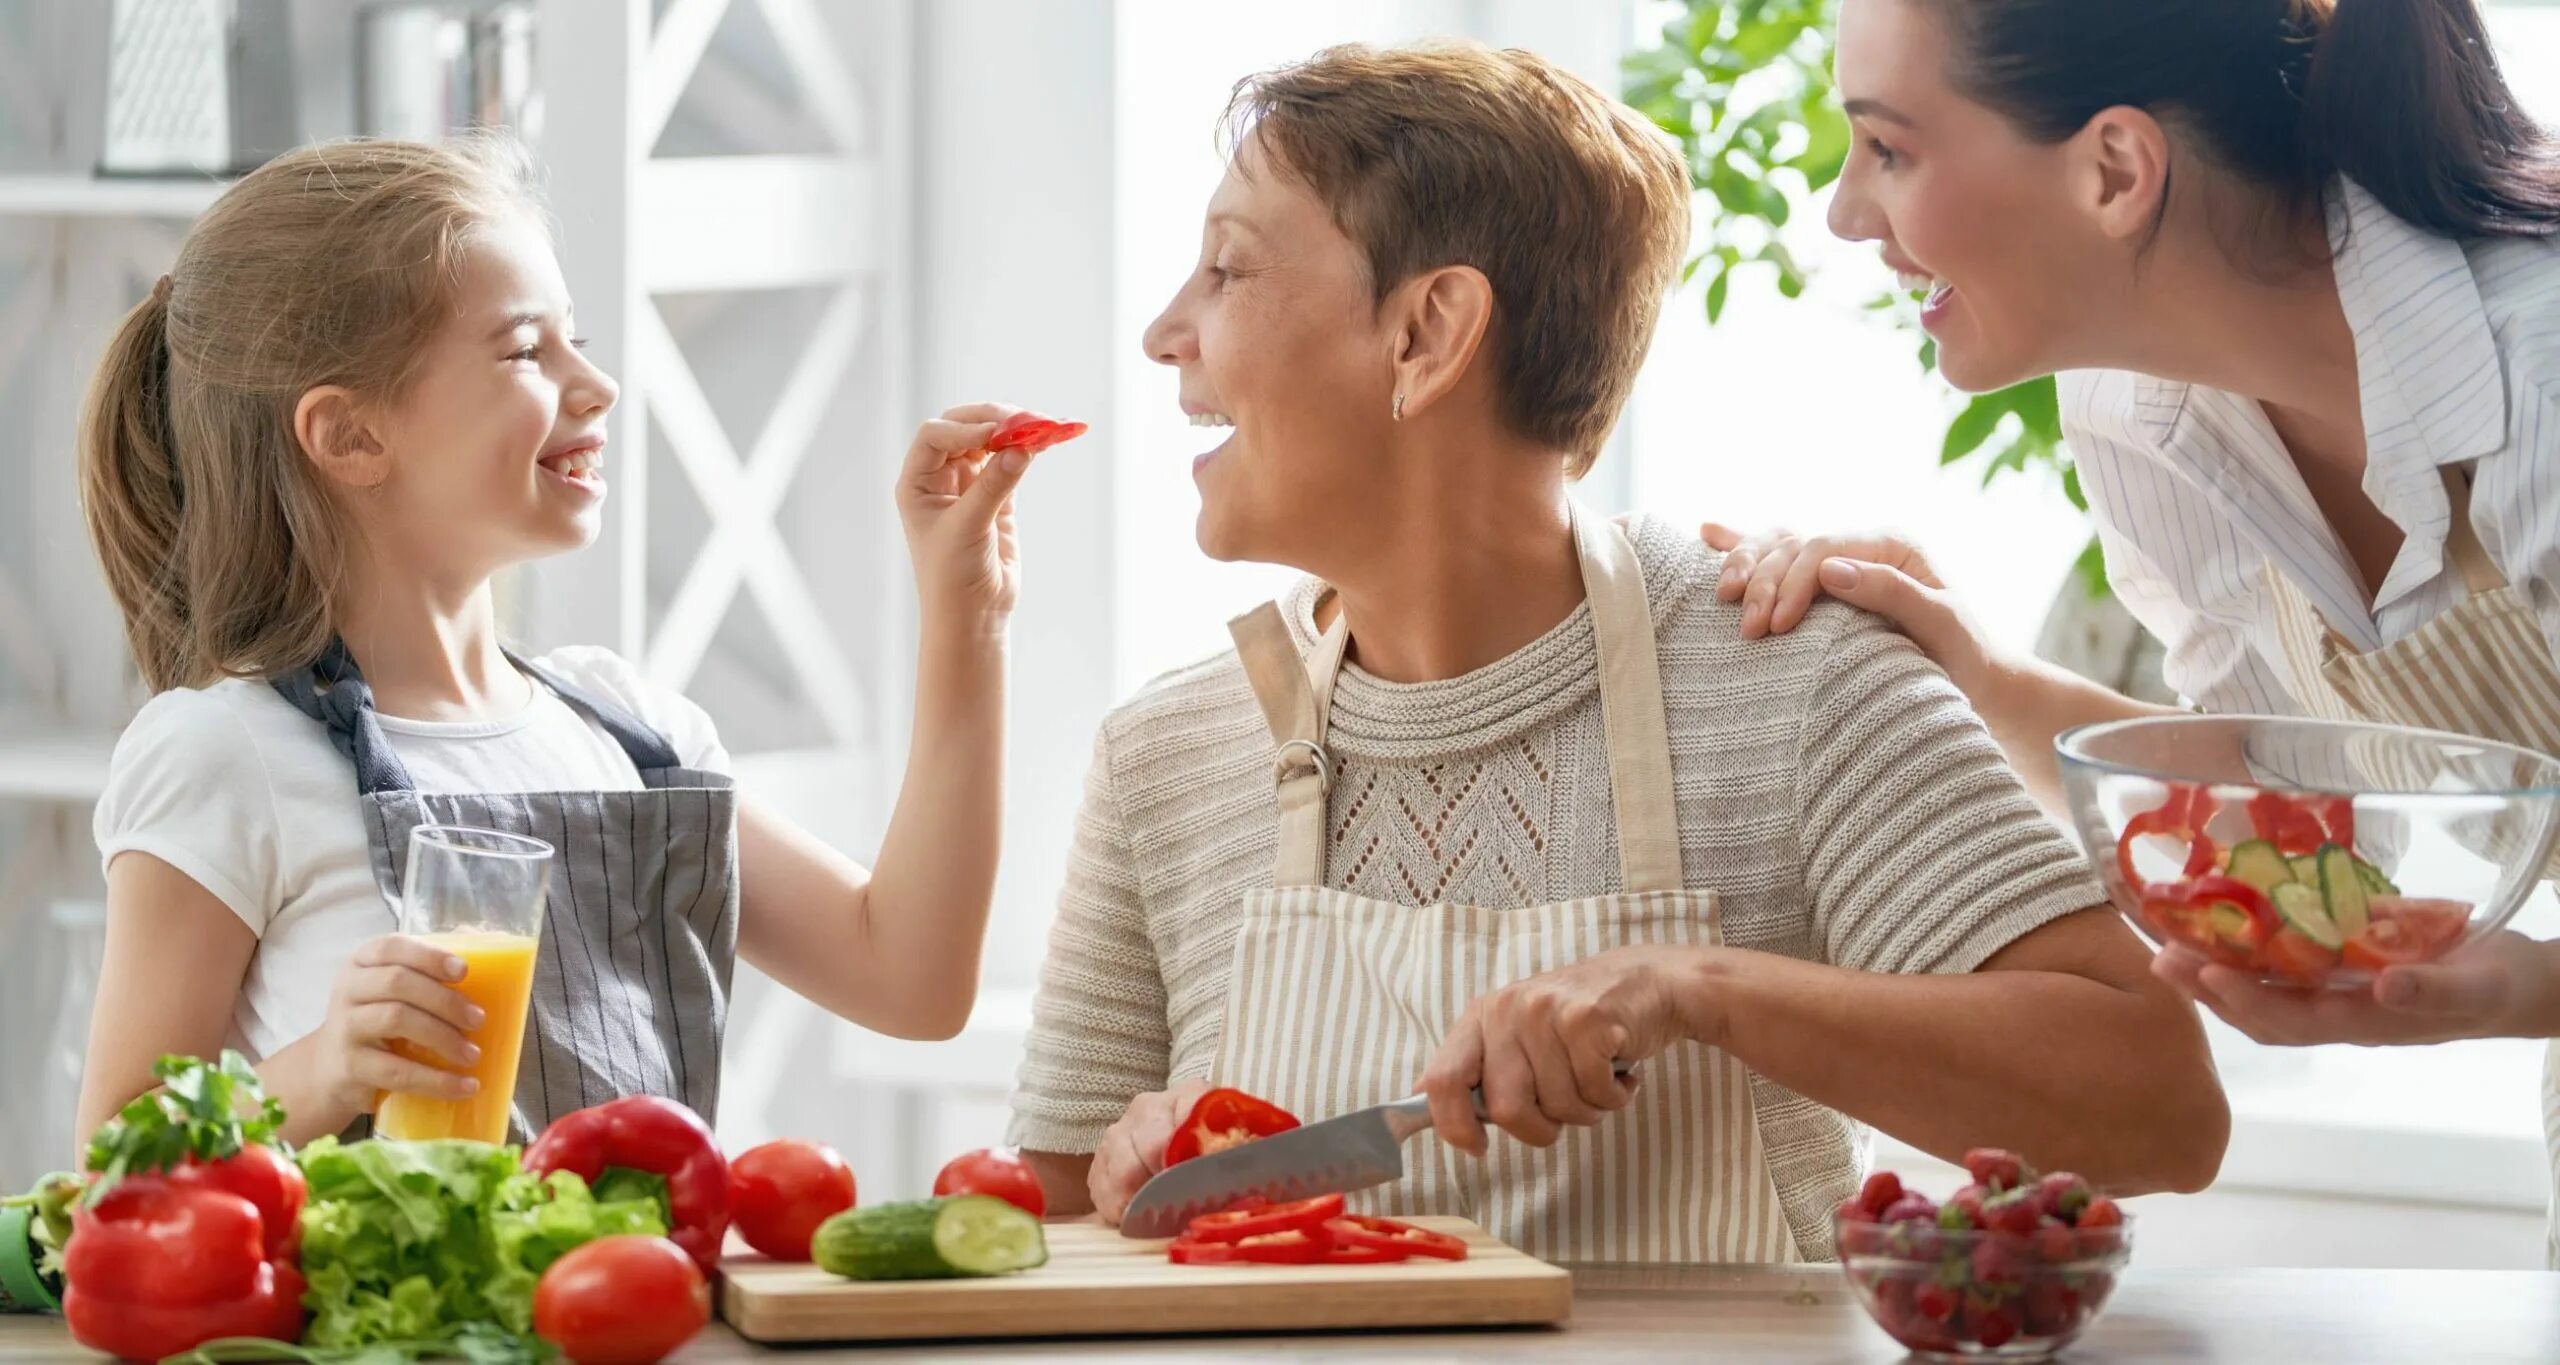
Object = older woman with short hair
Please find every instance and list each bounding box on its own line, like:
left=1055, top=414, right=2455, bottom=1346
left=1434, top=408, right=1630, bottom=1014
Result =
left=1008, top=40, right=2227, bottom=1262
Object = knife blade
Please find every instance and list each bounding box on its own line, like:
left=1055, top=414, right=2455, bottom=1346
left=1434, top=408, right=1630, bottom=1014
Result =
left=1117, top=1064, right=1636, bottom=1240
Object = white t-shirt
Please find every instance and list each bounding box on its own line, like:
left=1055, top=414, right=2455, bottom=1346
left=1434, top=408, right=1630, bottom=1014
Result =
left=93, top=646, right=730, bottom=1064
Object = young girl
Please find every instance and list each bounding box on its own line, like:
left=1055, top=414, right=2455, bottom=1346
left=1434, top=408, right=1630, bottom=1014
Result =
left=74, top=134, right=1049, bottom=1146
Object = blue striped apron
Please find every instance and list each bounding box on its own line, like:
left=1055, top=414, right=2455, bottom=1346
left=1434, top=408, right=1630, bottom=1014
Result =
left=273, top=641, right=737, bottom=1140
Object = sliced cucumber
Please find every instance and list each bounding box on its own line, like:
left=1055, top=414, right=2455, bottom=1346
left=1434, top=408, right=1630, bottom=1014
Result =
left=813, top=1196, right=1048, bottom=1281
left=2224, top=840, right=2294, bottom=894
left=2353, top=856, right=2400, bottom=897
left=2204, top=902, right=2257, bottom=946
left=2316, top=843, right=2372, bottom=942
left=2272, top=882, right=2342, bottom=950
left=2288, top=853, right=2321, bottom=885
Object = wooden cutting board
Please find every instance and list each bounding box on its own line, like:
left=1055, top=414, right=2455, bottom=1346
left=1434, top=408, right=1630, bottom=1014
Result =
left=719, top=1216, right=1572, bottom=1343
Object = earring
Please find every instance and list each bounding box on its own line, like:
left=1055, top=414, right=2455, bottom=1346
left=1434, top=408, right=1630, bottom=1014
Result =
left=1392, top=393, right=1406, bottom=422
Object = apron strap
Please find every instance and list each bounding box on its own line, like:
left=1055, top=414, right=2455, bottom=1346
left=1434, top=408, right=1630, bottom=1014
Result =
left=2441, top=464, right=2509, bottom=597
left=1229, top=603, right=1349, bottom=887
left=1575, top=510, right=1682, bottom=895
left=271, top=638, right=418, bottom=796
left=511, top=653, right=685, bottom=773
left=271, top=641, right=688, bottom=798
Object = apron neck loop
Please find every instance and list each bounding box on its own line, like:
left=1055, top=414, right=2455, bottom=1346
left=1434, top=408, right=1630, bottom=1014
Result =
left=271, top=637, right=417, bottom=796
left=1574, top=510, right=1682, bottom=895
left=1230, top=602, right=1348, bottom=887
left=1227, top=505, right=1684, bottom=895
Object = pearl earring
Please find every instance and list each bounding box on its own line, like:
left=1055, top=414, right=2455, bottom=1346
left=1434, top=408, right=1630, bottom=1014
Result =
left=1392, top=393, right=1406, bottom=422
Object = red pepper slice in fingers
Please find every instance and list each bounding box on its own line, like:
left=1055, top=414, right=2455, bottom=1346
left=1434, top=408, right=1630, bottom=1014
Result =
left=984, top=413, right=1089, bottom=456
left=1323, top=1215, right=1469, bottom=1262
left=1163, top=1089, right=1301, bottom=1166
left=1182, top=1192, right=1343, bottom=1243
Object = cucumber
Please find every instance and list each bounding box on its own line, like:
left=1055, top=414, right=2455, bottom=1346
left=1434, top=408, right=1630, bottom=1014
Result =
left=2316, top=843, right=2372, bottom=942
left=2353, top=856, right=2400, bottom=897
left=2272, top=882, right=2342, bottom=950
left=813, top=1196, right=1048, bottom=1281
left=2224, top=840, right=2295, bottom=894
left=2289, top=854, right=2320, bottom=885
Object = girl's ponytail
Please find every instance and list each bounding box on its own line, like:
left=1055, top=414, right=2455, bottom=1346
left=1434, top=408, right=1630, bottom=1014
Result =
left=79, top=281, right=190, bottom=691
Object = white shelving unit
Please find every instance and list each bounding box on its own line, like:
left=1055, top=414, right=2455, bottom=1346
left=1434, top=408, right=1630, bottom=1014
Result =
left=0, top=173, right=224, bottom=218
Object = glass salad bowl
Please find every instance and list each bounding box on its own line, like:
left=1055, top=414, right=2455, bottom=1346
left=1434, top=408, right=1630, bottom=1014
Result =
left=2055, top=715, right=2560, bottom=989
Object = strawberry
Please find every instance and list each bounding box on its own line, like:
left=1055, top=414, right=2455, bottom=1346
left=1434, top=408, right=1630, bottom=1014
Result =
left=2036, top=1171, right=2093, bottom=1223
left=1973, top=1304, right=2023, bottom=1349
left=1881, top=1193, right=1940, bottom=1225
left=1937, top=1199, right=1980, bottom=1233
left=2034, top=1216, right=2077, bottom=1262
left=1962, top=1147, right=2029, bottom=1193
left=2079, top=1195, right=2124, bottom=1229
left=1987, top=1192, right=2042, bottom=1238
left=1858, top=1169, right=1904, bottom=1218
left=1949, top=1182, right=1989, bottom=1226
left=1913, top=1280, right=1958, bottom=1324
left=1970, top=1234, right=2030, bottom=1290
left=1836, top=1195, right=1870, bottom=1225
left=2024, top=1279, right=2084, bottom=1336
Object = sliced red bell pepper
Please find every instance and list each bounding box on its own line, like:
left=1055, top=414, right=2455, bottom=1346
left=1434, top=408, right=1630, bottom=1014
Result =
left=984, top=413, right=1089, bottom=457
left=2246, top=791, right=2354, bottom=857
left=524, top=1096, right=730, bottom=1273
left=1183, top=1193, right=1343, bottom=1244
left=1323, top=1215, right=1469, bottom=1262
left=1218, top=1230, right=1330, bottom=1264
left=2139, top=874, right=2279, bottom=968
left=62, top=1175, right=304, bottom=1362
left=2115, top=784, right=2221, bottom=893
left=1162, top=1089, right=1301, bottom=1167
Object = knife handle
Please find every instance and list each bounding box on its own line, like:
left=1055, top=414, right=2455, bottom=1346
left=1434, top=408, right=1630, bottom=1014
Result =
left=1385, top=1062, right=1638, bottom=1141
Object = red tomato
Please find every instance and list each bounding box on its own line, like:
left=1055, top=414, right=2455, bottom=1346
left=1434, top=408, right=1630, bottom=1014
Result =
left=2263, top=929, right=2341, bottom=983
left=728, top=1140, right=858, bottom=1261
left=932, top=1148, right=1046, bottom=1218
left=533, top=1236, right=709, bottom=1365
left=2342, top=898, right=2471, bottom=971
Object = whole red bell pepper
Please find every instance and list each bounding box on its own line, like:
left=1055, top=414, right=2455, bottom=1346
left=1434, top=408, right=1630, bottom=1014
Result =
left=161, top=1144, right=305, bottom=1261
left=62, top=1175, right=304, bottom=1361
left=524, top=1096, right=730, bottom=1273
left=1162, top=1089, right=1300, bottom=1167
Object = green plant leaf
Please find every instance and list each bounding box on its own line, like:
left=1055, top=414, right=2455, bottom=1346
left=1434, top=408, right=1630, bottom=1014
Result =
left=1940, top=393, right=2007, bottom=465
left=1706, top=269, right=1732, bottom=324
left=1789, top=101, right=1851, bottom=190
left=2010, top=375, right=2061, bottom=439
left=2072, top=536, right=2111, bottom=599
left=2061, top=462, right=2090, bottom=513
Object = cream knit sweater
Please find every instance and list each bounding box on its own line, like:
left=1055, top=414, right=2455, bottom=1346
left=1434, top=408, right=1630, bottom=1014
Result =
left=1007, top=515, right=2104, bottom=1258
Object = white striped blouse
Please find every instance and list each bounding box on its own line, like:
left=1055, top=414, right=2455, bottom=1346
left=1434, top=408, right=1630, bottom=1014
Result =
left=2063, top=180, right=2560, bottom=716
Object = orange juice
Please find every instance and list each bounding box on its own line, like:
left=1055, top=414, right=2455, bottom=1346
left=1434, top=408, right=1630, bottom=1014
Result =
left=375, top=929, right=540, bottom=1143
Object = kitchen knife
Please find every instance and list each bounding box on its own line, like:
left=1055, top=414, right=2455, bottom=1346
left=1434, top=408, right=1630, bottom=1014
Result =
left=1117, top=1065, right=1636, bottom=1240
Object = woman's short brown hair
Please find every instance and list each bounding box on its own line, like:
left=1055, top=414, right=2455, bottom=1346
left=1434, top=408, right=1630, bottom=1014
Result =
left=1223, top=41, right=1691, bottom=477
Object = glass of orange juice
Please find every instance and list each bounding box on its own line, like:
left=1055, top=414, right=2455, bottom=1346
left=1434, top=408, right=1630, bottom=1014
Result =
left=375, top=824, right=550, bottom=1144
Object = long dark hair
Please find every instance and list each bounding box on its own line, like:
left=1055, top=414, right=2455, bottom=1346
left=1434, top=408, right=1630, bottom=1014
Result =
left=1933, top=0, right=2560, bottom=240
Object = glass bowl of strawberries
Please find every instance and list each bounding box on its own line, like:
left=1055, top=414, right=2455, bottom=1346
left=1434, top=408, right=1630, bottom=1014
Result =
left=1835, top=1149, right=2129, bottom=1361
left=2055, top=715, right=2560, bottom=989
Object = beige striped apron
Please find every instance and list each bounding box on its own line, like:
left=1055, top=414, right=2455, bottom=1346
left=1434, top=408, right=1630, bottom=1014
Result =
left=1206, top=508, right=1798, bottom=1264
left=2259, top=465, right=2560, bottom=1268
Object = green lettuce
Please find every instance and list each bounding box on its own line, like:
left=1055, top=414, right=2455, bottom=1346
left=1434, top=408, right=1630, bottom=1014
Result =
left=295, top=1137, right=667, bottom=1348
